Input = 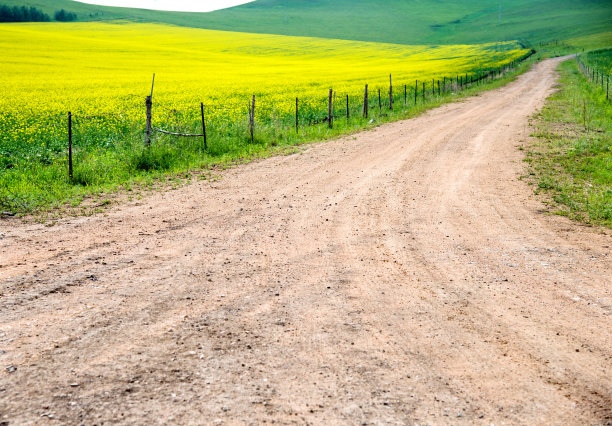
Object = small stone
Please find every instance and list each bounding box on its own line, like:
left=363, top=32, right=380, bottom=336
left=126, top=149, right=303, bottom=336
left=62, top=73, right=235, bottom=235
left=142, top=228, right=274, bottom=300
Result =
left=6, top=366, right=16, bottom=373
left=70, top=383, right=79, bottom=387
left=222, top=406, right=228, bottom=412
left=457, top=412, right=463, bottom=417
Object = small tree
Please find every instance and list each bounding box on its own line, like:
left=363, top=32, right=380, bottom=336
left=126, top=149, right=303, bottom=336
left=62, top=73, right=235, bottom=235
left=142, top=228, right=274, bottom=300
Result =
left=54, top=9, right=77, bottom=22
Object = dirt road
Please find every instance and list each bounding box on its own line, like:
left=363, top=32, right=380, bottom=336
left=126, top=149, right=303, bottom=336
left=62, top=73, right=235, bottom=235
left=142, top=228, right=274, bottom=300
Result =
left=1, top=57, right=610, bottom=424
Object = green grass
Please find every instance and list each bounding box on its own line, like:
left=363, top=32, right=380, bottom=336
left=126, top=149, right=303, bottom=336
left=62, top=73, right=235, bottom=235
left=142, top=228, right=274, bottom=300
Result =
left=0, top=55, right=536, bottom=218
left=2, top=0, right=611, bottom=48
left=524, top=55, right=612, bottom=227
left=580, top=47, right=612, bottom=74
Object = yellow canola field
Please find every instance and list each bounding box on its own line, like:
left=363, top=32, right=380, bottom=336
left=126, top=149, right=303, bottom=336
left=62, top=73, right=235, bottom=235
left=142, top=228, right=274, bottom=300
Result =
left=0, top=22, right=527, bottom=112
left=0, top=22, right=527, bottom=154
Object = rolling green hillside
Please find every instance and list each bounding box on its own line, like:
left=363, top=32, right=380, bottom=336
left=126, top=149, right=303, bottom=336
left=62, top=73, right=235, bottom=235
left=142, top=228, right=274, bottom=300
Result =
left=1, top=0, right=611, bottom=47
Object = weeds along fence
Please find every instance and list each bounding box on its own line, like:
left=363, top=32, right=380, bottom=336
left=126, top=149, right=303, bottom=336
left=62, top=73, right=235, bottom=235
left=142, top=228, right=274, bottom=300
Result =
left=10, top=50, right=535, bottom=183
left=576, top=54, right=611, bottom=102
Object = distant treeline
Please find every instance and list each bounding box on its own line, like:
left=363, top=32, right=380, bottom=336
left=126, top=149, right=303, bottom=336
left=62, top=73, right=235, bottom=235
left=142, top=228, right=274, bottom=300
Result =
left=0, top=5, right=77, bottom=22
left=0, top=5, right=50, bottom=22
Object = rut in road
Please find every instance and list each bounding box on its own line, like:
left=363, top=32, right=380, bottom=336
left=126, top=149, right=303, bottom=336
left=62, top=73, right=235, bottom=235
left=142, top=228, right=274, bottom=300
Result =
left=1, top=57, right=610, bottom=424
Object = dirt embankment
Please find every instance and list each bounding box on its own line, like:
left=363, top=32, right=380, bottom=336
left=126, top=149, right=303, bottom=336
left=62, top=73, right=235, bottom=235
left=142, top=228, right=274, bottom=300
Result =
left=1, top=57, right=610, bottom=424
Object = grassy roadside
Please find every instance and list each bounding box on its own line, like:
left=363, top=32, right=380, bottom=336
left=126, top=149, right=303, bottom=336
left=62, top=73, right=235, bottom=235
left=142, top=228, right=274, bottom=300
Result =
left=1, top=54, right=537, bottom=220
left=524, top=54, right=612, bottom=228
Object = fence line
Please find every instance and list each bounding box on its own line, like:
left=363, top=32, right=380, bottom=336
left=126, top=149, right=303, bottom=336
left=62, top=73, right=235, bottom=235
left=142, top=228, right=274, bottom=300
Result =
left=4, top=50, right=536, bottom=181
left=576, top=54, right=611, bottom=101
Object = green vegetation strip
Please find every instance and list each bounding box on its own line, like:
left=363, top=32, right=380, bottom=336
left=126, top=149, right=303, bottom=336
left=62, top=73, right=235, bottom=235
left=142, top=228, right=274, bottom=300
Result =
left=524, top=52, right=612, bottom=227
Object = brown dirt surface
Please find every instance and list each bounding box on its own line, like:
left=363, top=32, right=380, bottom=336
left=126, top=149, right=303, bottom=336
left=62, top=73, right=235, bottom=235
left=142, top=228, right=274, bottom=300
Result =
left=1, top=57, right=610, bottom=425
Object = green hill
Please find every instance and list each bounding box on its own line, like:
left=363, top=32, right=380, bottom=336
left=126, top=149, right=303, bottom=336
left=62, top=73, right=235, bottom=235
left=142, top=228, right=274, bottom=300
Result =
left=2, top=0, right=611, bottom=47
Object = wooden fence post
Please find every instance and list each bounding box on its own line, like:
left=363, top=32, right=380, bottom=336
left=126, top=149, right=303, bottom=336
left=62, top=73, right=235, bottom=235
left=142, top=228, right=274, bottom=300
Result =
left=295, top=97, right=299, bottom=132
left=432, top=78, right=434, bottom=96
left=404, top=84, right=407, bottom=105
left=328, top=88, right=333, bottom=129
left=346, top=94, right=349, bottom=120
left=378, top=88, right=382, bottom=112
left=414, top=80, right=418, bottom=105
left=250, top=95, right=255, bottom=142
left=389, top=74, right=393, bottom=110
left=438, top=80, right=440, bottom=96
left=200, top=102, right=207, bottom=151
left=422, top=82, right=425, bottom=102
left=145, top=73, right=155, bottom=147
left=363, top=84, right=368, bottom=118
left=333, top=91, right=337, bottom=124
left=68, top=111, right=73, bottom=180
left=145, top=96, right=152, bottom=146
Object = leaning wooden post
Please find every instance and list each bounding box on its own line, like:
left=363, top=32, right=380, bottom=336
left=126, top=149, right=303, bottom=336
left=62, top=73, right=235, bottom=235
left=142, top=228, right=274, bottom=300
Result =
left=295, top=97, right=299, bottom=133
left=438, top=80, right=440, bottom=96
left=328, top=88, right=333, bottom=129
left=200, top=102, right=207, bottom=151
left=389, top=74, right=393, bottom=110
left=414, top=80, right=418, bottom=105
left=422, top=82, right=425, bottom=102
left=250, top=95, right=255, bottom=142
left=404, top=84, right=407, bottom=105
left=68, top=111, right=73, bottom=180
left=378, top=88, right=381, bottom=112
left=145, top=73, right=155, bottom=147
left=363, top=84, right=368, bottom=118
